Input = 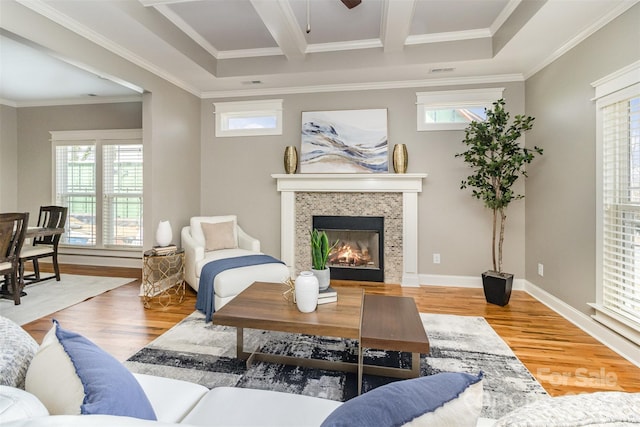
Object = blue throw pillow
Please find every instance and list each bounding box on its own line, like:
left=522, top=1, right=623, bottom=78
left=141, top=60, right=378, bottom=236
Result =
left=321, top=372, right=483, bottom=427
left=25, top=319, right=156, bottom=420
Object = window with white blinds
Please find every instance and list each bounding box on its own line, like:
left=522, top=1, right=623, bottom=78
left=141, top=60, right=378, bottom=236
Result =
left=601, top=95, right=640, bottom=322
left=592, top=62, right=640, bottom=345
left=102, top=142, right=143, bottom=246
left=51, top=130, right=143, bottom=249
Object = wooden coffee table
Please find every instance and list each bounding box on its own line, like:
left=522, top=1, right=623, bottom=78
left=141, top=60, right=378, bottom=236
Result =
left=213, top=281, right=429, bottom=394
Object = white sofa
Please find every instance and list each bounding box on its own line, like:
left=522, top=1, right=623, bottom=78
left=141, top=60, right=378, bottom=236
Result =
left=1, top=375, right=342, bottom=426
left=1, top=315, right=497, bottom=427
left=181, top=215, right=291, bottom=310
left=6, top=315, right=637, bottom=426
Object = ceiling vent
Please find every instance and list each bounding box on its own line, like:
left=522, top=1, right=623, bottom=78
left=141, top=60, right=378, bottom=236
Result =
left=429, top=67, right=455, bottom=74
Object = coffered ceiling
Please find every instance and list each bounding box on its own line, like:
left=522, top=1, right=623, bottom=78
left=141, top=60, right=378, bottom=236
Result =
left=1, top=0, right=637, bottom=105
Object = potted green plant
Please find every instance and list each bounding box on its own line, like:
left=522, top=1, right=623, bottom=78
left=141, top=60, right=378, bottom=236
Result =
left=310, top=228, right=338, bottom=291
left=456, top=99, right=543, bottom=306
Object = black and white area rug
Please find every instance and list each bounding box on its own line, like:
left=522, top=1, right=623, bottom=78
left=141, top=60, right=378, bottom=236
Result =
left=125, top=311, right=548, bottom=419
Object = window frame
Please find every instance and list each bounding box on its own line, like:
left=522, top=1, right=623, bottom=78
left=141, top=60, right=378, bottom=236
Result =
left=592, top=60, right=640, bottom=345
left=416, top=88, right=504, bottom=131
left=213, top=99, right=283, bottom=137
left=51, top=129, right=143, bottom=251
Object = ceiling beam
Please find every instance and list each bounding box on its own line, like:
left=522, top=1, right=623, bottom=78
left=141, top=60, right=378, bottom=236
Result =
left=250, top=0, right=306, bottom=61
left=381, top=0, right=416, bottom=53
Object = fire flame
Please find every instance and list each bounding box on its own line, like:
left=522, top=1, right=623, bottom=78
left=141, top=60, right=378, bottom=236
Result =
left=328, top=243, right=372, bottom=267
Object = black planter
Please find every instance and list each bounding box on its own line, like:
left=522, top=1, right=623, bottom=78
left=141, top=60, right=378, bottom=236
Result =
left=481, top=271, right=513, bottom=306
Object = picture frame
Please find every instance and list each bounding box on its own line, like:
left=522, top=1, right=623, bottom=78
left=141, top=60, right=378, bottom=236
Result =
left=300, top=109, right=388, bottom=173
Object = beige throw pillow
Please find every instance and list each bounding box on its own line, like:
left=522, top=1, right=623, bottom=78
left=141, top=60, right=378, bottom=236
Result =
left=201, top=221, right=237, bottom=251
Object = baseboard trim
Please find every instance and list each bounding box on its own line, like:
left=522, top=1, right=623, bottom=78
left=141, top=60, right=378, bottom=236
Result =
left=524, top=280, right=640, bottom=368
left=401, top=273, right=420, bottom=287
left=58, top=254, right=142, bottom=268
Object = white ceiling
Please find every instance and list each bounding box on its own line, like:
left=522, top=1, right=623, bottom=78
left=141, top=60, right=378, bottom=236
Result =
left=1, top=0, right=637, bottom=106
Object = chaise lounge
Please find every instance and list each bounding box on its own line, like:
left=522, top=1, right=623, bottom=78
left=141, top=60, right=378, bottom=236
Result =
left=181, top=215, right=291, bottom=313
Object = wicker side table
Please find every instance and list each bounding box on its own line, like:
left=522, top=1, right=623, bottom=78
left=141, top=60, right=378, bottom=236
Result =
left=142, top=248, right=185, bottom=308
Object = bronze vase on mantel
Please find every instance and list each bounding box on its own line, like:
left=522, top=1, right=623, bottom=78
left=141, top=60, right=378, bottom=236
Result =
left=392, top=143, right=408, bottom=173
left=284, top=146, right=298, bottom=174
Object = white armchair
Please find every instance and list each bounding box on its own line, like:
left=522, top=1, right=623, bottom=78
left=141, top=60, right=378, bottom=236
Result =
left=181, top=215, right=290, bottom=311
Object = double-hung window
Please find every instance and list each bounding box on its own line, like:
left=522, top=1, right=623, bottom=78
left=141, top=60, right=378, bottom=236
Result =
left=592, top=62, right=640, bottom=345
left=51, top=129, right=143, bottom=249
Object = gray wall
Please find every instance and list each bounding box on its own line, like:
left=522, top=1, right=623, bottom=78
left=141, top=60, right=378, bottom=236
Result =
left=4, top=1, right=202, bottom=252
left=524, top=3, right=640, bottom=314
left=201, top=82, right=527, bottom=280
left=0, top=105, right=18, bottom=212
left=16, top=102, right=142, bottom=220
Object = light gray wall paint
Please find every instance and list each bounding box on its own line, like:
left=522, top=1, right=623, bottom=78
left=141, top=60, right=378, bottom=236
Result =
left=0, top=105, right=18, bottom=212
left=524, top=4, right=640, bottom=314
left=4, top=1, right=202, bottom=251
left=16, top=102, right=142, bottom=220
left=201, top=82, right=527, bottom=280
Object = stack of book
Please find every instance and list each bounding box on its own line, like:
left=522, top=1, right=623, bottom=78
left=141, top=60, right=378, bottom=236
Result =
left=318, top=286, right=337, bottom=305
left=153, top=244, right=177, bottom=255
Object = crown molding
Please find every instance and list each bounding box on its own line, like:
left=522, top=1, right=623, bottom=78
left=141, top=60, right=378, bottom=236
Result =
left=489, top=0, right=522, bottom=36
left=202, top=73, right=524, bottom=99
left=10, top=95, right=142, bottom=108
left=405, top=29, right=490, bottom=45
left=16, top=0, right=201, bottom=98
left=0, top=99, right=18, bottom=108
left=524, top=0, right=639, bottom=79
left=152, top=3, right=220, bottom=59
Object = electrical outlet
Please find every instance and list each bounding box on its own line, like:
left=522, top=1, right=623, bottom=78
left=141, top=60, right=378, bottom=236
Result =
left=433, top=253, right=441, bottom=264
left=537, top=263, right=544, bottom=277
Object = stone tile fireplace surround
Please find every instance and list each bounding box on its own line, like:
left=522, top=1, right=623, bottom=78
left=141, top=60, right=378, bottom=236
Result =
left=273, top=173, right=427, bottom=286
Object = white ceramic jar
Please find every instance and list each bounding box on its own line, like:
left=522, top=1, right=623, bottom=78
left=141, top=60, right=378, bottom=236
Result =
left=155, top=220, right=172, bottom=247
left=295, top=271, right=319, bottom=313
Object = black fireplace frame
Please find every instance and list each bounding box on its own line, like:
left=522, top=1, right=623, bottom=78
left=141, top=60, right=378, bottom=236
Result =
left=312, top=215, right=384, bottom=282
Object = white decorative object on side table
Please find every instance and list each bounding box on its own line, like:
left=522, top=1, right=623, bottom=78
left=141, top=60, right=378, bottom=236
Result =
left=155, top=220, right=172, bottom=247
left=294, top=271, right=319, bottom=313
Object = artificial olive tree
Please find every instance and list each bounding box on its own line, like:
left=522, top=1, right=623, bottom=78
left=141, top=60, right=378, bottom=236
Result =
left=456, top=99, right=543, bottom=274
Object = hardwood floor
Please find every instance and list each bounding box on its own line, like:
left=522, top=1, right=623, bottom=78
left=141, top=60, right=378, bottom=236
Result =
left=20, top=265, right=640, bottom=397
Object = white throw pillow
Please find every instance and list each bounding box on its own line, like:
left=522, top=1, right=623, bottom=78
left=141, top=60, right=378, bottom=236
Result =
left=25, top=323, right=85, bottom=414
left=190, top=215, right=237, bottom=248
left=201, top=221, right=238, bottom=251
left=24, top=321, right=156, bottom=420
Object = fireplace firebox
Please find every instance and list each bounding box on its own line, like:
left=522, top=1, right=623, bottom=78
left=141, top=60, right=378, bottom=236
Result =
left=312, top=215, right=384, bottom=282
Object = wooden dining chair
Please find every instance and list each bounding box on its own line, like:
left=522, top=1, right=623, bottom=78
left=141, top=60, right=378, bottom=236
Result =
left=0, top=212, right=29, bottom=305
left=19, top=206, right=67, bottom=285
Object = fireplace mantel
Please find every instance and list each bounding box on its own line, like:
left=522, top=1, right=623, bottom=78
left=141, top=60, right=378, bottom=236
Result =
left=272, top=173, right=427, bottom=287
left=272, top=173, right=427, bottom=193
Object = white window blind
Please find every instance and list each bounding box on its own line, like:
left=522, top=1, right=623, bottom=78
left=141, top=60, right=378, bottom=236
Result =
left=102, top=143, right=143, bottom=246
left=51, top=129, right=143, bottom=250
left=601, top=94, right=640, bottom=327
left=55, top=143, right=96, bottom=246
left=592, top=62, right=640, bottom=345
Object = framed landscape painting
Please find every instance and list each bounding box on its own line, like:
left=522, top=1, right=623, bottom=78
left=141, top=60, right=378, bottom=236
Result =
left=300, top=109, right=388, bottom=173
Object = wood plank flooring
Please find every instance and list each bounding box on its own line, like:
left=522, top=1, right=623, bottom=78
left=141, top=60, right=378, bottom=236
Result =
left=19, top=265, right=640, bottom=397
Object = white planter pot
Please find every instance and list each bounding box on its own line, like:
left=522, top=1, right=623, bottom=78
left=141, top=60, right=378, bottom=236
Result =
left=312, top=267, right=331, bottom=291
left=295, top=271, right=319, bottom=313
left=155, top=221, right=172, bottom=247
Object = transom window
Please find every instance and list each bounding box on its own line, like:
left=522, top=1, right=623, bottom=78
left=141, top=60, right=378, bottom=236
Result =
left=214, top=99, right=283, bottom=137
left=416, top=88, right=504, bottom=131
left=51, top=129, right=143, bottom=249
